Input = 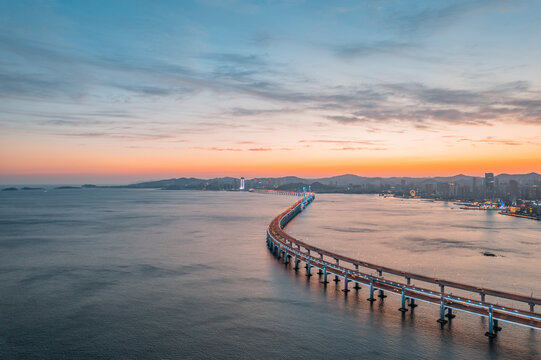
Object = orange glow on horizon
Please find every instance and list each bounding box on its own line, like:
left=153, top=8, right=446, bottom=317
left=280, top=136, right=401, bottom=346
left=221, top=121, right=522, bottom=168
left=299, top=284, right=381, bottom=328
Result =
left=2, top=153, right=540, bottom=182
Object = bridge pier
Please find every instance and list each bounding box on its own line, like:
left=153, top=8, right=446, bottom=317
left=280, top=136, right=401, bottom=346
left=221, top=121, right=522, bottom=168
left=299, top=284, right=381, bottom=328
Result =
left=367, top=280, right=376, bottom=302
left=304, top=250, right=311, bottom=270
left=353, top=264, right=361, bottom=289
left=530, top=303, right=535, bottom=312
left=321, top=265, right=329, bottom=284
left=408, top=298, right=418, bottom=308
left=437, top=295, right=448, bottom=325
left=378, top=289, right=387, bottom=299
left=306, top=258, right=312, bottom=277
left=399, top=288, right=408, bottom=312
left=333, top=274, right=341, bottom=283
left=485, top=305, right=496, bottom=338
left=342, top=271, right=350, bottom=293
left=445, top=307, right=455, bottom=319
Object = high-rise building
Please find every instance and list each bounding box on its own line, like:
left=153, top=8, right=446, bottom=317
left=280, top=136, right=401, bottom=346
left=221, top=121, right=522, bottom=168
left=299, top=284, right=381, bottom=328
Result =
left=485, top=173, right=495, bottom=198
left=240, top=177, right=245, bottom=190
left=509, top=180, right=519, bottom=201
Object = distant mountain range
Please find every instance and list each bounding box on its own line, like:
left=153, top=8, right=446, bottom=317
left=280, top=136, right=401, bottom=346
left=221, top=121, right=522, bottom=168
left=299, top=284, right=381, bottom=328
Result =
left=124, top=172, right=541, bottom=192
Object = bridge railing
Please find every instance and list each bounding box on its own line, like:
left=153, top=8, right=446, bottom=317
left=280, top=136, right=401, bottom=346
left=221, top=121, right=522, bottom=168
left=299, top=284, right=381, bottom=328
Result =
left=249, top=189, right=300, bottom=197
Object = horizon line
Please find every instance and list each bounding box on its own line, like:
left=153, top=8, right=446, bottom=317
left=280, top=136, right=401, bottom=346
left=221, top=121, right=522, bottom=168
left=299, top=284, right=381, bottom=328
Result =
left=2, top=171, right=540, bottom=187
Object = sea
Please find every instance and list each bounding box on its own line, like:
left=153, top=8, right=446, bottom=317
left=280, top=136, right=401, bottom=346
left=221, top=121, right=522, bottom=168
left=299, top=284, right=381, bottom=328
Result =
left=0, top=189, right=539, bottom=359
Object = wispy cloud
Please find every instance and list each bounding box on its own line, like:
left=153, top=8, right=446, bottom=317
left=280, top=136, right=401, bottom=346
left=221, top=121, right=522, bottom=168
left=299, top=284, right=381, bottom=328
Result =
left=390, top=0, right=496, bottom=34
left=228, top=107, right=298, bottom=117
left=299, top=139, right=383, bottom=146
left=334, top=41, right=418, bottom=59
left=191, top=147, right=243, bottom=152
left=56, top=132, right=178, bottom=141
left=331, top=147, right=387, bottom=151
left=456, top=136, right=539, bottom=146
left=324, top=81, right=541, bottom=128
left=236, top=141, right=258, bottom=144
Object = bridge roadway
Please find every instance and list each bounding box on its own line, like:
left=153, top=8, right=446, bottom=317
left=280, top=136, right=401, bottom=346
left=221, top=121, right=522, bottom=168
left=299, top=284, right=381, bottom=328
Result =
left=264, top=193, right=541, bottom=338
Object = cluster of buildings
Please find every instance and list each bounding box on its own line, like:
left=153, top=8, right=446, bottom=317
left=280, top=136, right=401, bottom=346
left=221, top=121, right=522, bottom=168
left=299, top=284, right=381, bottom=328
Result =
left=394, top=173, right=541, bottom=203
left=392, top=173, right=541, bottom=220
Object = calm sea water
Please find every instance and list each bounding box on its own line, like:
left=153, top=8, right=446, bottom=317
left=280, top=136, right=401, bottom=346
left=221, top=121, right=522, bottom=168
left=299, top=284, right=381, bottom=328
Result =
left=0, top=189, right=539, bottom=359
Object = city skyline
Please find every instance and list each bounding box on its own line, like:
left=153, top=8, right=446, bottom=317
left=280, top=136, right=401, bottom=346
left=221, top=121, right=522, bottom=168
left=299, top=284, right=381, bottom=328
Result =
left=1, top=1, right=541, bottom=184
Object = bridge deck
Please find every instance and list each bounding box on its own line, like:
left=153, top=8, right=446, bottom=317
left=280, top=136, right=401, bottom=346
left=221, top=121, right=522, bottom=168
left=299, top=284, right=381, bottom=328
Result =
left=265, top=194, right=541, bottom=336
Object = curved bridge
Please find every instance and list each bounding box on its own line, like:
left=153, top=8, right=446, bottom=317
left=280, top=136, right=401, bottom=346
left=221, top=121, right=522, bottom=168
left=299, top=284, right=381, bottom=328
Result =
left=265, top=193, right=541, bottom=338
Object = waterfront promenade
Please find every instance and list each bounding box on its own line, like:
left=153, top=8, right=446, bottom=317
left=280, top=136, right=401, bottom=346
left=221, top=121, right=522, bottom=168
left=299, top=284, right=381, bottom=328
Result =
left=265, top=191, right=541, bottom=338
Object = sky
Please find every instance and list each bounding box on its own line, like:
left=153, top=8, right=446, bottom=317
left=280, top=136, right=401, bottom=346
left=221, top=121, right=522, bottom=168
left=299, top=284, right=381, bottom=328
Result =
left=1, top=0, right=540, bottom=184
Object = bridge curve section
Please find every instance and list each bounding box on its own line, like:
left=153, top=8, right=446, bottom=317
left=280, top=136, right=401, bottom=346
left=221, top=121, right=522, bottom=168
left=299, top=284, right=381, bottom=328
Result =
left=265, top=194, right=541, bottom=338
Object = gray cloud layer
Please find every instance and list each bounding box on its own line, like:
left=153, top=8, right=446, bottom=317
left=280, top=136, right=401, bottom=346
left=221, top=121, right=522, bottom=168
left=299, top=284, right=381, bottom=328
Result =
left=1, top=20, right=540, bottom=143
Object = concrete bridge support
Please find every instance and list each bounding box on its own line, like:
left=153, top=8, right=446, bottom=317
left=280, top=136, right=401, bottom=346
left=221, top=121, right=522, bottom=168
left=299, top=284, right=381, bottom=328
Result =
left=321, top=265, right=329, bottom=284
left=485, top=306, right=496, bottom=338
left=399, top=288, right=408, bottom=312
left=437, top=296, right=448, bottom=325
left=342, top=271, right=350, bottom=293
left=367, top=280, right=376, bottom=302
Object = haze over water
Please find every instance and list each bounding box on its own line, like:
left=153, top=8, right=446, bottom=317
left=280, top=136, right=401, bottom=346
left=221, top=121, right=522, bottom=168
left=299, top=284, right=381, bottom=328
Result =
left=0, top=189, right=539, bottom=359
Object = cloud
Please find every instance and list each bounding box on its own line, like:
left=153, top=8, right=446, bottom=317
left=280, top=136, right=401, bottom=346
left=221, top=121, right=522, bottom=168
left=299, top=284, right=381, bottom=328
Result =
left=299, top=139, right=383, bottom=145
left=456, top=137, right=539, bottom=146
left=0, top=71, right=76, bottom=99
left=331, top=147, right=387, bottom=151
left=334, top=41, right=418, bottom=59
left=191, top=147, right=242, bottom=152
left=248, top=147, right=272, bottom=151
left=390, top=0, right=495, bottom=34
left=1, top=26, right=539, bottom=140
left=228, top=107, right=297, bottom=117
left=111, top=84, right=195, bottom=96
left=56, top=132, right=177, bottom=141
left=200, top=52, right=265, bottom=67
left=325, top=115, right=366, bottom=124
left=323, top=81, right=541, bottom=128
left=236, top=141, right=258, bottom=144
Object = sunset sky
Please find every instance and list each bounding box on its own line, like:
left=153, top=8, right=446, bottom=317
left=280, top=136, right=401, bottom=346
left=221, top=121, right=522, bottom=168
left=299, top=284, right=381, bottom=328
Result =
left=1, top=0, right=540, bottom=184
